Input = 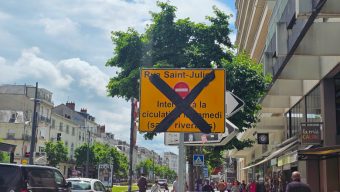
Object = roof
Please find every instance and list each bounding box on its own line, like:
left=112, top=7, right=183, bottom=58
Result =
left=66, top=178, right=100, bottom=182
left=0, top=163, right=58, bottom=170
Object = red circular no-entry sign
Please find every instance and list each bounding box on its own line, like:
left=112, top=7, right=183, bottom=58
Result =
left=174, top=82, right=190, bottom=99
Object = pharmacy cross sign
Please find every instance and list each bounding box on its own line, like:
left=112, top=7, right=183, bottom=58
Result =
left=148, top=70, right=215, bottom=133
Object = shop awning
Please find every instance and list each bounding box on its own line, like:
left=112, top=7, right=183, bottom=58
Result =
left=242, top=140, right=298, bottom=170
left=298, top=145, right=340, bottom=160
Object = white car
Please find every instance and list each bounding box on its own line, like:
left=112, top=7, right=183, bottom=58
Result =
left=66, top=178, right=109, bottom=192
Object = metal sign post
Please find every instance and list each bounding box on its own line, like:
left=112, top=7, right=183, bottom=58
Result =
left=178, top=132, right=186, bottom=192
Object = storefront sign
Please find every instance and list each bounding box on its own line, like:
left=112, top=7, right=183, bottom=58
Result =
left=277, top=152, right=298, bottom=166
left=300, top=123, right=321, bottom=145
left=270, top=158, right=277, bottom=166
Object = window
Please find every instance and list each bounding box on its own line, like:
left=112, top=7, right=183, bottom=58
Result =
left=26, top=168, right=56, bottom=188
left=0, top=165, right=20, bottom=185
left=7, top=129, right=15, bottom=139
left=66, top=125, right=69, bottom=134
left=53, top=170, right=65, bottom=186
left=285, top=85, right=322, bottom=139
left=306, top=86, right=321, bottom=123
left=59, top=122, right=63, bottom=132
left=94, top=181, right=106, bottom=191
left=51, top=119, right=55, bottom=129
left=72, top=127, right=75, bottom=136
left=71, top=143, right=74, bottom=159
left=39, top=146, right=45, bottom=152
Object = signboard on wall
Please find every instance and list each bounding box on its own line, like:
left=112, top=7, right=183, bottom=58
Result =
left=98, top=164, right=113, bottom=187
left=300, top=123, right=322, bottom=145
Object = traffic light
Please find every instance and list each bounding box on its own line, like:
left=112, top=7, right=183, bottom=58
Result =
left=57, top=133, right=61, bottom=141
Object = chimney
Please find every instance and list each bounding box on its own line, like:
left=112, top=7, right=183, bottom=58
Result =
left=66, top=102, right=75, bottom=110
left=80, top=108, right=87, bottom=113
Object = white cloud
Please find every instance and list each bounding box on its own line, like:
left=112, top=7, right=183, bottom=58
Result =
left=0, top=47, right=73, bottom=88
left=58, top=58, right=109, bottom=97
left=0, top=11, right=11, bottom=21
left=39, top=18, right=78, bottom=36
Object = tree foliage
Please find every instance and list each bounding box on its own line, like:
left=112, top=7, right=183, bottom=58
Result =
left=74, top=142, right=128, bottom=178
left=105, top=0, right=270, bottom=179
left=44, top=141, right=68, bottom=167
left=135, top=158, right=176, bottom=181
left=0, top=151, right=9, bottom=163
left=106, top=1, right=233, bottom=139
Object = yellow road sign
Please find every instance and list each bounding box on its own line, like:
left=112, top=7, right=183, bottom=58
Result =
left=21, top=159, right=28, bottom=165
left=139, top=68, right=226, bottom=133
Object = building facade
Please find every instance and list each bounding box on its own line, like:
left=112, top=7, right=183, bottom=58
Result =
left=163, top=151, right=179, bottom=174
left=233, top=0, right=340, bottom=191
left=0, top=84, right=53, bottom=164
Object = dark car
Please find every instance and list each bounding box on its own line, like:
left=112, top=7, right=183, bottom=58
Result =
left=0, top=163, right=71, bottom=192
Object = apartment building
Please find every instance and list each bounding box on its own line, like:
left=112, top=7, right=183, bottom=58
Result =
left=163, top=151, right=178, bottom=174
left=0, top=84, right=53, bottom=164
left=232, top=0, right=340, bottom=191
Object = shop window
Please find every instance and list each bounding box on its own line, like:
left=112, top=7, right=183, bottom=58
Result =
left=306, top=86, right=321, bottom=123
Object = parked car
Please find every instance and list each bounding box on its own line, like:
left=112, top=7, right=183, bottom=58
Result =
left=157, top=179, right=168, bottom=189
left=0, top=163, right=71, bottom=192
left=66, top=178, right=110, bottom=192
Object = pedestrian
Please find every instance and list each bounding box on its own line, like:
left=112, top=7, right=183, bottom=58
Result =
left=137, top=174, right=148, bottom=192
left=151, top=180, right=161, bottom=192
left=249, top=180, right=257, bottom=192
left=172, top=177, right=178, bottom=192
left=285, top=171, right=311, bottom=192
left=217, top=180, right=226, bottom=192
left=202, top=180, right=214, bottom=192
left=239, top=180, right=246, bottom=192
left=231, top=181, right=240, bottom=192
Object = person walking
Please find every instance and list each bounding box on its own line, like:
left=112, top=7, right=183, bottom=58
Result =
left=217, top=180, right=226, bottom=192
left=202, top=180, right=215, bottom=192
left=172, top=177, right=178, bottom=192
left=151, top=180, right=161, bottom=192
left=285, top=171, right=311, bottom=192
left=137, top=174, right=148, bottom=192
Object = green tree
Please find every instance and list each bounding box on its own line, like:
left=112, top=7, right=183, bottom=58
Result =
left=74, top=142, right=128, bottom=178
left=44, top=141, right=68, bottom=167
left=74, top=143, right=95, bottom=167
left=106, top=3, right=233, bottom=139
left=0, top=151, right=9, bottom=163
left=135, top=158, right=154, bottom=177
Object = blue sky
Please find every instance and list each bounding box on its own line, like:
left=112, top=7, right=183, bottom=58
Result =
left=0, top=0, right=236, bottom=155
